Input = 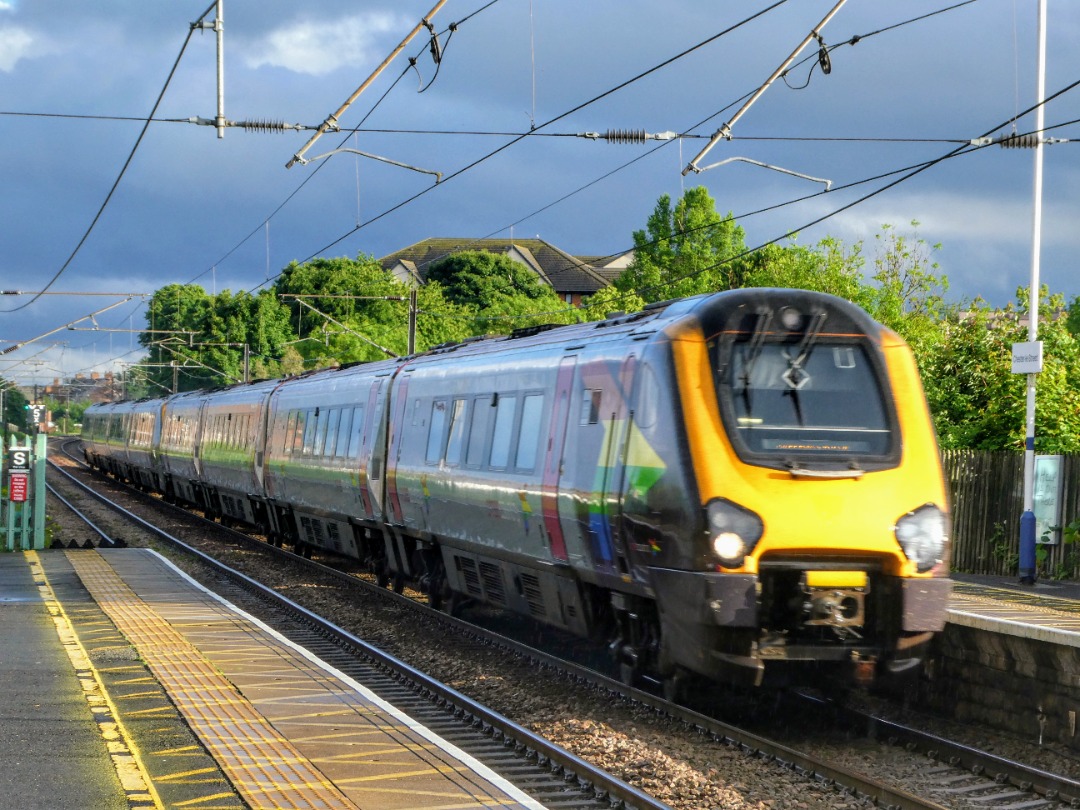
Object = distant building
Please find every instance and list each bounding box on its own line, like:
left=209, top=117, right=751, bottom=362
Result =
left=379, top=238, right=629, bottom=307
left=44, top=371, right=118, bottom=404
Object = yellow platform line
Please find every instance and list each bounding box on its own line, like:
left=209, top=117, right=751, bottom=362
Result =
left=28, top=551, right=163, bottom=810
left=67, top=551, right=357, bottom=810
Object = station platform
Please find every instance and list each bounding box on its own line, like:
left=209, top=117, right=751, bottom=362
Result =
left=949, top=572, right=1080, bottom=645
left=0, top=548, right=546, bottom=810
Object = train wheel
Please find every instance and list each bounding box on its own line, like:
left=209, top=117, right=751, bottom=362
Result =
left=662, top=668, right=687, bottom=704
left=392, top=575, right=406, bottom=595
left=619, top=662, right=638, bottom=689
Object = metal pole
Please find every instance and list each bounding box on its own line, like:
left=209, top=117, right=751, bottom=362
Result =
left=408, top=290, right=417, bottom=356
left=32, top=431, right=45, bottom=549
left=286, top=0, right=447, bottom=168
left=1018, top=0, right=1047, bottom=585
left=683, top=0, right=848, bottom=175
left=215, top=0, right=225, bottom=139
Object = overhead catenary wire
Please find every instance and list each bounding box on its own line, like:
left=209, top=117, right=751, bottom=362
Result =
left=0, top=2, right=216, bottom=315
left=29, top=1, right=1044, bottom=373
left=279, top=0, right=995, bottom=290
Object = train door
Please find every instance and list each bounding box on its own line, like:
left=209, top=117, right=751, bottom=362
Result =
left=605, top=354, right=638, bottom=579
left=386, top=375, right=410, bottom=525
left=541, top=356, right=575, bottom=563
left=193, top=400, right=208, bottom=478
left=359, top=378, right=387, bottom=518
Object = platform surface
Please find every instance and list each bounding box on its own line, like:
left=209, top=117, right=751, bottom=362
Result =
left=4, top=549, right=547, bottom=810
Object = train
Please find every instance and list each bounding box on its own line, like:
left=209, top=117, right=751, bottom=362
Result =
left=82, top=288, right=952, bottom=693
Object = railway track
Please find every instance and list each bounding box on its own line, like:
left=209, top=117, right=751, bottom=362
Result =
left=48, top=437, right=1078, bottom=810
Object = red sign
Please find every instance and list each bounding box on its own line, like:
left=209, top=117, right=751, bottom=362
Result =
left=9, top=473, right=28, bottom=503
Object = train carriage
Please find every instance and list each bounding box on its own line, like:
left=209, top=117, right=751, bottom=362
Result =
left=262, top=362, right=396, bottom=560
left=82, top=398, right=166, bottom=489
left=192, top=379, right=281, bottom=528
left=382, top=289, right=951, bottom=688
left=156, top=389, right=208, bottom=508
left=82, top=288, right=952, bottom=692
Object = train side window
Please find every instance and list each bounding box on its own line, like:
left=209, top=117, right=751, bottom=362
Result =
left=283, top=411, right=296, bottom=453
left=291, top=412, right=304, bottom=457
left=465, top=395, right=491, bottom=468
left=347, top=405, right=366, bottom=458
left=426, top=400, right=448, bottom=464
left=411, top=398, right=424, bottom=426
left=324, top=408, right=341, bottom=457
left=634, top=365, right=659, bottom=429
left=314, top=408, right=330, bottom=456
left=580, top=389, right=602, bottom=425
left=445, top=398, right=467, bottom=467
left=515, top=394, right=544, bottom=471
left=301, top=410, right=317, bottom=455
left=333, top=408, right=352, bottom=458
left=489, top=395, right=518, bottom=469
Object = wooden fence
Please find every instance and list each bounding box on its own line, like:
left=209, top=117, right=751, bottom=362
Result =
left=942, top=450, right=1080, bottom=579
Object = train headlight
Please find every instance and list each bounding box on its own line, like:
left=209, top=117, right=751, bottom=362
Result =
left=895, top=505, right=947, bottom=573
left=706, top=499, right=764, bottom=567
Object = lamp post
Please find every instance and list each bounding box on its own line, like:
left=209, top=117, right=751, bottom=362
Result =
left=1018, top=0, right=1048, bottom=586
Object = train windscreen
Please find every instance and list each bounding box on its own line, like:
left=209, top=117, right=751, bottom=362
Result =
left=723, top=341, right=892, bottom=458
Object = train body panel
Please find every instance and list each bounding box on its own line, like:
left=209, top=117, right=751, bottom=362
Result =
left=157, top=390, right=209, bottom=507
left=262, top=362, right=396, bottom=556
left=81, top=288, right=952, bottom=691
left=194, top=379, right=280, bottom=525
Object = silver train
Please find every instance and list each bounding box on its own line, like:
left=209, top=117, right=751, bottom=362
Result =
left=82, top=289, right=953, bottom=691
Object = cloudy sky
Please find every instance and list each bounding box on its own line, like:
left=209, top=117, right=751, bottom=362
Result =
left=2, top=0, right=1078, bottom=386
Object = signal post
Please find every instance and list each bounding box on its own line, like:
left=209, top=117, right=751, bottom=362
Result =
left=2, top=406, right=47, bottom=551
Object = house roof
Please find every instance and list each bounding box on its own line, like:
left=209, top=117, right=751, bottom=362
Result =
left=379, top=238, right=619, bottom=294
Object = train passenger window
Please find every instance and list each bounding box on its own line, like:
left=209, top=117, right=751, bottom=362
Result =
left=412, top=399, right=424, bottom=426
left=634, top=365, right=659, bottom=429
left=445, top=399, right=467, bottom=467
left=426, top=401, right=448, bottom=464
left=283, top=411, right=296, bottom=453
left=580, top=389, right=602, bottom=425
left=324, top=409, right=341, bottom=457
left=314, top=408, right=330, bottom=456
left=489, top=395, right=518, bottom=469
left=465, top=396, right=490, bottom=468
left=301, top=410, right=317, bottom=455
left=334, top=408, right=352, bottom=458
left=347, top=406, right=366, bottom=458
left=515, top=394, right=544, bottom=471
left=289, top=411, right=304, bottom=454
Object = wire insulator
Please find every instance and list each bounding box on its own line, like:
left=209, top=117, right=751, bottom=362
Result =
left=601, top=129, right=648, bottom=145
left=998, top=133, right=1041, bottom=149
left=240, top=119, right=290, bottom=134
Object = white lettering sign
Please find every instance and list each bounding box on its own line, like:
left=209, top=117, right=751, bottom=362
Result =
left=1012, top=341, right=1043, bottom=374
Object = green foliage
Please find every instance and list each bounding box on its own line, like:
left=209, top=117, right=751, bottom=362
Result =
left=987, top=521, right=1017, bottom=573
left=424, top=250, right=577, bottom=335
left=739, top=237, right=865, bottom=302
left=1, top=379, right=28, bottom=434
left=579, top=285, right=647, bottom=322
left=922, top=288, right=1080, bottom=452
left=616, top=186, right=746, bottom=302
left=141, top=284, right=293, bottom=392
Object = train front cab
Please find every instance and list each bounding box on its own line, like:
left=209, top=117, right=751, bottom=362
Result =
left=649, top=291, right=952, bottom=690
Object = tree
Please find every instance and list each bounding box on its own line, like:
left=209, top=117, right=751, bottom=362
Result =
left=275, top=254, right=481, bottom=363
left=1, top=378, right=27, bottom=436
left=616, top=186, right=746, bottom=302
left=921, top=288, right=1080, bottom=452
left=424, top=250, right=576, bottom=335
